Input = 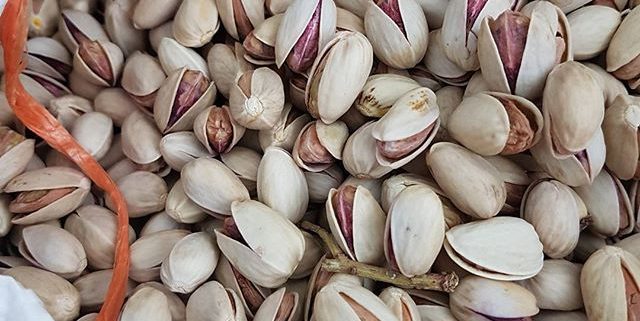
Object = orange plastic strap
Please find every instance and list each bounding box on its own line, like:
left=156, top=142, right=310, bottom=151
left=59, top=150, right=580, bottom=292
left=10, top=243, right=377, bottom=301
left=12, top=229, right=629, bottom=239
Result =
left=0, top=1, right=130, bottom=320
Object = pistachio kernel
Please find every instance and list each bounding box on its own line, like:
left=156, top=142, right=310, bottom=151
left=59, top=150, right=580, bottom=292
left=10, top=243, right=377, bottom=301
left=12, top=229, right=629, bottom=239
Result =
left=298, top=123, right=334, bottom=166
left=332, top=185, right=357, bottom=253
left=168, top=70, right=209, bottom=128
left=206, top=107, right=235, bottom=154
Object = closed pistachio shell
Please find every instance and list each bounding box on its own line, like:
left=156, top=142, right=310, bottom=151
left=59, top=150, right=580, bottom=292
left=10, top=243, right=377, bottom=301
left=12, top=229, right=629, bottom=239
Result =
left=160, top=232, right=219, bottom=293
left=120, top=287, right=172, bottom=321
left=182, top=157, right=250, bottom=215
left=606, top=6, right=640, bottom=80
left=450, top=276, right=539, bottom=320
left=173, top=0, right=220, bottom=47
left=364, top=0, right=429, bottom=69
left=603, top=94, right=640, bottom=180
left=519, top=259, right=583, bottom=311
left=207, top=42, right=253, bottom=99
left=444, top=216, right=544, bottom=280
left=0, top=127, right=35, bottom=189
left=423, top=29, right=471, bottom=86
left=19, top=224, right=86, bottom=279
left=121, top=111, right=163, bottom=166
left=94, top=88, right=140, bottom=126
left=134, top=282, right=186, bottom=321
left=165, top=179, right=208, bottom=224
left=314, top=281, right=398, bottom=321
left=258, top=104, right=311, bottom=152
left=379, top=287, right=421, bottom=321
left=355, top=74, right=421, bottom=118
left=160, top=131, right=213, bottom=172
left=121, top=52, right=166, bottom=108
left=58, top=9, right=109, bottom=52
left=26, top=37, right=71, bottom=81
left=568, top=5, right=620, bottom=60
left=73, top=269, right=137, bottom=310
left=221, top=146, right=261, bottom=193
left=129, top=229, right=191, bottom=282
left=105, top=171, right=168, bottom=218
left=342, top=121, right=394, bottom=179
left=217, top=0, right=265, bottom=41
left=229, top=67, right=285, bottom=130
left=133, top=0, right=181, bottom=29
left=158, top=37, right=210, bottom=77
left=139, top=212, right=188, bottom=237
left=104, top=0, right=147, bottom=57
left=186, top=281, right=248, bottom=321
left=215, top=199, right=305, bottom=288
left=70, top=112, right=113, bottom=161
left=5, top=266, right=80, bottom=321
left=149, top=21, right=174, bottom=53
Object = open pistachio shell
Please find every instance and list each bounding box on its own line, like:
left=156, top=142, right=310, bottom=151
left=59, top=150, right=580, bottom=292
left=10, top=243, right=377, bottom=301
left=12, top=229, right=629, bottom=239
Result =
left=193, top=105, right=245, bottom=155
left=173, top=0, right=220, bottom=47
left=379, top=287, right=421, bottom=321
left=221, top=146, right=261, bottom=193
left=217, top=0, right=265, bottom=41
left=314, top=281, right=398, bottom=321
left=26, top=37, right=71, bottom=81
left=16, top=70, right=72, bottom=105
left=72, top=40, right=124, bottom=87
left=214, top=256, right=271, bottom=317
left=355, top=73, right=421, bottom=118
left=160, top=232, right=219, bottom=293
left=207, top=42, right=253, bottom=99
left=0, top=127, right=35, bottom=189
left=258, top=104, right=311, bottom=152
left=129, top=229, right=191, bottom=282
left=48, top=95, right=93, bottom=130
left=58, top=9, right=109, bottom=52
left=158, top=37, right=210, bottom=77
left=444, top=216, right=544, bottom=280
left=121, top=52, right=166, bottom=108
left=229, top=67, right=285, bottom=130
left=520, top=259, right=583, bottom=311
left=292, top=120, right=349, bottom=172
left=253, top=287, right=300, bottom=321
left=186, top=281, right=248, bottom=321
left=342, top=121, right=394, bottom=179
left=160, top=131, right=213, bottom=171
left=423, top=29, right=471, bottom=86
left=243, top=14, right=283, bottom=65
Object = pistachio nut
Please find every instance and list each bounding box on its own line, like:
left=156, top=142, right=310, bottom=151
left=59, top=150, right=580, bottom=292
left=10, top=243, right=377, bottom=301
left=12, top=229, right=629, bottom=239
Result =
left=243, top=14, right=282, bottom=65
left=104, top=0, right=148, bottom=57
left=603, top=94, right=640, bottom=180
left=28, top=0, right=60, bottom=37
left=70, top=112, right=113, bottom=161
left=606, top=6, right=640, bottom=89
left=120, top=287, right=172, bottom=321
left=149, top=21, right=174, bottom=53
left=221, top=146, right=261, bottom=193
left=121, top=52, right=167, bottom=109
left=574, top=169, right=634, bottom=237
left=305, top=165, right=344, bottom=203
left=305, top=31, right=373, bottom=124
left=441, top=0, right=511, bottom=71
left=6, top=166, right=90, bottom=225
left=214, top=256, right=271, bottom=317
left=379, top=287, right=421, bottom=321
left=423, top=29, right=472, bottom=87
left=581, top=246, right=640, bottom=321
left=253, top=287, right=300, bottom=321
left=135, top=282, right=187, bottom=321
left=132, top=0, right=181, bottom=29
left=450, top=275, right=539, bottom=321
left=67, top=69, right=102, bottom=100
left=258, top=104, right=311, bottom=152
left=292, top=120, right=348, bottom=172
left=336, top=7, right=365, bottom=33
left=58, top=9, right=109, bottom=52
left=19, top=224, right=87, bottom=279
left=229, top=67, right=285, bottom=130
left=342, top=121, right=394, bottom=179
left=291, top=231, right=325, bottom=279
left=313, top=281, right=398, bottom=321
left=181, top=157, right=250, bottom=216
left=364, top=0, right=429, bottom=69
left=615, top=233, right=640, bottom=260
left=129, top=229, right=190, bottom=282
left=165, top=179, right=208, bottom=223
left=0, top=127, right=35, bottom=189
left=542, top=61, right=604, bottom=158
left=94, top=88, right=140, bottom=126
left=154, top=67, right=216, bottom=133
left=193, top=105, right=246, bottom=155
left=444, top=216, right=544, bottom=280
left=217, top=0, right=264, bottom=41
left=173, top=0, right=220, bottom=47
left=427, top=142, right=507, bottom=218
left=483, top=155, right=532, bottom=215
left=275, top=0, right=337, bottom=74
left=72, top=40, right=124, bottom=87
left=215, top=199, right=305, bottom=287
left=158, top=37, right=210, bottom=77
left=160, top=232, right=219, bottom=293
left=355, top=74, right=421, bottom=118
left=139, top=211, right=188, bottom=237
left=17, top=70, right=71, bottom=105
left=257, top=146, right=308, bottom=222
left=47, top=94, right=93, bottom=130
left=519, top=259, right=583, bottom=311
left=186, top=280, right=248, bottom=321
left=121, top=111, right=163, bottom=167
left=585, top=62, right=628, bottom=107
left=160, top=131, right=212, bottom=172
left=288, top=73, right=308, bottom=111
left=341, top=175, right=384, bottom=203
left=26, top=37, right=72, bottom=81
left=568, top=5, right=620, bottom=61
left=64, top=205, right=136, bottom=270
left=326, top=184, right=386, bottom=264
left=4, top=266, right=80, bottom=321
left=207, top=42, right=253, bottom=99
left=73, top=269, right=137, bottom=311
left=463, top=70, right=492, bottom=96
left=105, top=171, right=168, bottom=218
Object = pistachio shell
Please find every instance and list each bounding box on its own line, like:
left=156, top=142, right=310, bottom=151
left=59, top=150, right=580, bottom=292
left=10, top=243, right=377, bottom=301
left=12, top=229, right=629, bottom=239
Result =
left=70, top=112, right=113, bottom=160
left=0, top=130, right=35, bottom=190
left=336, top=7, right=365, bottom=33
left=253, top=287, right=300, bottom=321
left=258, top=104, right=311, bottom=152
left=160, top=232, right=219, bottom=293
left=221, top=146, right=261, bottom=192
left=72, top=40, right=124, bottom=87
left=20, top=224, right=87, bottom=279
left=229, top=67, right=285, bottom=130
left=292, top=120, right=349, bottom=172
left=603, top=94, right=640, bottom=180
left=606, top=6, right=640, bottom=74
left=165, top=179, right=208, bottom=223
left=58, top=9, right=109, bottom=52
left=121, top=51, right=166, bottom=101
left=355, top=74, right=421, bottom=118
left=135, top=282, right=187, bottom=321
left=214, top=256, right=271, bottom=317
left=149, top=21, right=175, bottom=53
left=139, top=211, right=188, bottom=237
left=193, top=105, right=246, bottom=155
left=73, top=269, right=136, bottom=310
left=519, top=259, right=583, bottom=311
left=28, top=0, right=60, bottom=37
left=160, top=131, right=213, bottom=172
left=423, top=29, right=471, bottom=86
left=173, top=0, right=220, bottom=47
left=379, top=287, right=421, bottom=321
left=186, top=281, right=247, bottom=321
left=105, top=171, right=168, bottom=218
left=121, top=111, right=163, bottom=165
left=26, top=37, right=71, bottom=81
left=207, top=43, right=253, bottom=99
left=292, top=231, right=325, bottom=279
left=568, top=6, right=620, bottom=61
left=120, top=287, right=172, bottom=321
left=342, top=121, right=394, bottom=179
left=94, top=88, right=140, bottom=126
left=104, top=0, right=148, bottom=56
left=129, top=229, right=191, bottom=282
left=305, top=165, right=344, bottom=203
left=157, top=37, right=210, bottom=76
left=133, top=0, right=181, bottom=29
left=314, top=281, right=398, bottom=321
left=48, top=95, right=93, bottom=130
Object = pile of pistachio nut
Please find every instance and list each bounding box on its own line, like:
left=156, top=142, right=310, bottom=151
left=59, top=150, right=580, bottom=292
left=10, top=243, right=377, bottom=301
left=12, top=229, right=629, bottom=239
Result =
left=1, top=0, right=640, bottom=320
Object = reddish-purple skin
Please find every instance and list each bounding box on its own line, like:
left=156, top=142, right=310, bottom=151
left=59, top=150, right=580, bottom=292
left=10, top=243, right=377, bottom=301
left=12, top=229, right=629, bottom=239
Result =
left=466, top=0, right=489, bottom=35
left=29, top=53, right=73, bottom=76
left=62, top=15, right=91, bottom=45
left=574, top=149, right=590, bottom=178
left=376, top=122, right=435, bottom=161
left=490, top=11, right=530, bottom=94
left=28, top=73, right=67, bottom=97
left=377, top=0, right=407, bottom=37
left=223, top=217, right=249, bottom=247
left=168, top=71, right=208, bottom=128
left=79, top=40, right=114, bottom=84
left=287, top=1, right=322, bottom=74
left=385, top=223, right=400, bottom=271
left=332, top=185, right=357, bottom=253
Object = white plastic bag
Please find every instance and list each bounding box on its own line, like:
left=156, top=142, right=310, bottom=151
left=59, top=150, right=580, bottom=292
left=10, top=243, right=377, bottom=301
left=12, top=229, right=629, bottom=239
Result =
left=0, top=275, right=54, bottom=321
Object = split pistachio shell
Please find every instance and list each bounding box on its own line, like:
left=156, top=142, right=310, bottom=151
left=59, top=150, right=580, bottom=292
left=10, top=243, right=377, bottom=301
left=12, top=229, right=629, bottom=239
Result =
left=221, top=146, right=261, bottom=193
left=160, top=232, right=219, bottom=293
left=48, top=95, right=93, bottom=130
left=243, top=14, right=282, bottom=65
left=574, top=169, right=634, bottom=237
left=326, top=185, right=386, bottom=264
left=207, top=42, right=253, bottom=99
left=275, top=0, right=337, bottom=73
left=342, top=121, right=394, bottom=179
left=19, top=224, right=86, bottom=279
left=450, top=275, right=539, bottom=321
left=165, top=179, right=208, bottom=224
left=132, top=0, right=181, bottom=29
left=379, top=287, right=421, bottom=321
left=313, top=281, right=398, bottom=321
left=444, top=216, right=544, bottom=280
left=606, top=6, right=640, bottom=87
left=105, top=171, right=168, bottom=218
left=615, top=233, right=640, bottom=259
left=217, top=0, right=265, bottom=41
left=355, top=74, right=421, bottom=118
left=194, top=105, right=245, bottom=155
left=186, top=281, right=248, bottom=321
left=293, top=120, right=348, bottom=172
left=73, top=269, right=137, bottom=310
left=121, top=52, right=166, bottom=108
left=542, top=61, right=604, bottom=158
left=6, top=166, right=91, bottom=225
left=305, top=31, right=373, bottom=124
left=64, top=205, right=136, bottom=270
left=305, top=165, right=344, bottom=204
left=449, top=92, right=543, bottom=156
left=182, top=157, right=250, bottom=215
left=441, top=0, right=511, bottom=71
left=229, top=67, right=285, bottom=130
left=257, top=147, right=308, bottom=223
left=385, top=185, right=445, bottom=277
left=253, top=287, right=300, bottom=321
left=120, top=287, right=172, bottom=321
left=129, top=229, right=191, bottom=282
left=173, top=0, right=220, bottom=47
left=70, top=112, right=113, bottom=160
left=160, top=131, right=213, bottom=172
left=0, top=127, right=35, bottom=189
left=158, top=37, right=210, bottom=77
left=520, top=1, right=573, bottom=63
left=77, top=314, right=97, bottom=321
left=214, top=256, right=271, bottom=317
left=603, top=94, right=640, bottom=180
left=427, top=142, right=506, bottom=219
left=72, top=40, right=124, bottom=87
left=521, top=179, right=585, bottom=258
left=581, top=246, right=640, bottom=321
left=58, top=9, right=109, bottom=52
left=26, top=37, right=71, bottom=81
left=104, top=0, right=147, bottom=57
left=364, top=0, right=429, bottom=69
left=215, top=199, right=305, bottom=287
left=4, top=266, right=80, bottom=321
left=258, top=104, right=311, bottom=152
left=94, top=88, right=140, bottom=126
left=17, top=70, right=72, bottom=105
left=423, top=29, right=471, bottom=86
left=139, top=211, right=188, bottom=237
left=568, top=6, right=620, bottom=61
left=121, top=111, right=163, bottom=166
left=519, top=259, right=583, bottom=311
